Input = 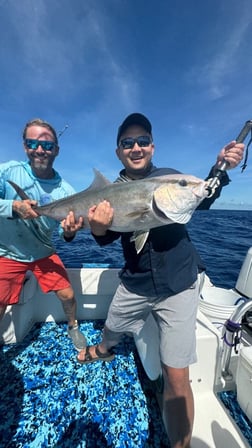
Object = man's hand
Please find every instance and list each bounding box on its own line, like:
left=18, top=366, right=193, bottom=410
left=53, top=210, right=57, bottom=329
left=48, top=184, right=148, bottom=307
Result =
left=61, top=211, right=84, bottom=240
left=88, top=200, right=114, bottom=236
left=215, top=140, right=245, bottom=170
left=12, top=199, right=39, bottom=219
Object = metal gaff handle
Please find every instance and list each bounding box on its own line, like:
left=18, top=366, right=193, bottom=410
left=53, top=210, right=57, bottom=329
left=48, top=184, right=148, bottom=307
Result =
left=207, top=120, right=252, bottom=194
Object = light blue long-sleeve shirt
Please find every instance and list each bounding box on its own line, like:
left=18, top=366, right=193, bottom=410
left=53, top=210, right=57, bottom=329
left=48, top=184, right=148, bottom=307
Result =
left=0, top=160, right=76, bottom=262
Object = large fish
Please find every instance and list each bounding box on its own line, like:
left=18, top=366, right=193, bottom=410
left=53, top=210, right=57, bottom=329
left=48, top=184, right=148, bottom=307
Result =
left=8, top=169, right=210, bottom=253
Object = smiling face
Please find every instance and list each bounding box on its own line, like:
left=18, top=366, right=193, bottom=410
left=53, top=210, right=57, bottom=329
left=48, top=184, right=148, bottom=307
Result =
left=116, top=124, right=154, bottom=179
left=24, top=124, right=59, bottom=179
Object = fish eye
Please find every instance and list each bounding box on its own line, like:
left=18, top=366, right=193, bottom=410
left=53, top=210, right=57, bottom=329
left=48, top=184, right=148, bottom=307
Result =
left=179, top=179, right=188, bottom=187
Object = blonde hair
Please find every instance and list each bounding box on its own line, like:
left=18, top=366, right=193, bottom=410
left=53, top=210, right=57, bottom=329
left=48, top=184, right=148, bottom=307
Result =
left=22, top=118, right=58, bottom=145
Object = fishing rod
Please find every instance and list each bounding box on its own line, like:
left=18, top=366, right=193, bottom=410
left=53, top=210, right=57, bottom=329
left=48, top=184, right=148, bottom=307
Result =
left=207, top=119, right=252, bottom=196
left=57, top=124, right=69, bottom=138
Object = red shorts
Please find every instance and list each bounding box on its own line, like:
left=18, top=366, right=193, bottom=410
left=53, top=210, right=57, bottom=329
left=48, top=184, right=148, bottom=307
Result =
left=0, top=254, right=71, bottom=306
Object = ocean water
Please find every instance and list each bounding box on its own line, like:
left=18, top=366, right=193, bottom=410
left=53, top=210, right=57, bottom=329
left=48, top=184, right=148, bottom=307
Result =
left=53, top=209, right=252, bottom=289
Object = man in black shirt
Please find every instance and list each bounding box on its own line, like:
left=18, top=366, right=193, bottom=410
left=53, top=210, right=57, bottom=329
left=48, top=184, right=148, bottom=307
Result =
left=78, top=113, right=244, bottom=448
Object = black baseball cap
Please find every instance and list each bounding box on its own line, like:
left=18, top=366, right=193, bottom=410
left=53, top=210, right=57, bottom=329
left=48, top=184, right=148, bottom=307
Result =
left=116, top=113, right=152, bottom=145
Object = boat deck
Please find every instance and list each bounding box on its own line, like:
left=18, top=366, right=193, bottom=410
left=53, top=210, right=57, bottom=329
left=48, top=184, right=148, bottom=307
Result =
left=1, top=319, right=252, bottom=448
left=192, top=391, right=251, bottom=447
left=0, top=320, right=169, bottom=448
left=1, top=268, right=252, bottom=447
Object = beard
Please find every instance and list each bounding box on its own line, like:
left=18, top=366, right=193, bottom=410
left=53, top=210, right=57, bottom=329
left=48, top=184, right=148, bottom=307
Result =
left=29, top=152, right=56, bottom=173
left=26, top=150, right=56, bottom=178
left=32, top=158, right=49, bottom=171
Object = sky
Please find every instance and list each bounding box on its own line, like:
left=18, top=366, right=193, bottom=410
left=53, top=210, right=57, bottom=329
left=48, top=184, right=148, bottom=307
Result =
left=0, top=0, right=252, bottom=210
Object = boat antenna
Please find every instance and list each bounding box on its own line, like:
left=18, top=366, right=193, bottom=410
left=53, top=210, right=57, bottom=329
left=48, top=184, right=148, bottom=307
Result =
left=207, top=119, right=252, bottom=196
left=57, top=124, right=69, bottom=139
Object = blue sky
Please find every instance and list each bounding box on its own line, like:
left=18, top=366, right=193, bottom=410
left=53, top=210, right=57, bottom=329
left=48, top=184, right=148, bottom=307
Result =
left=1, top=0, right=252, bottom=209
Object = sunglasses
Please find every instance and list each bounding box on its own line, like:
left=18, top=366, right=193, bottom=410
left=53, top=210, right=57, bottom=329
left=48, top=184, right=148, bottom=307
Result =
left=24, top=139, right=57, bottom=151
left=119, top=135, right=152, bottom=150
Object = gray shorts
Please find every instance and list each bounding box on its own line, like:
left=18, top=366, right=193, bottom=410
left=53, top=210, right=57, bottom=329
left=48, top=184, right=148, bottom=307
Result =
left=105, top=281, right=199, bottom=368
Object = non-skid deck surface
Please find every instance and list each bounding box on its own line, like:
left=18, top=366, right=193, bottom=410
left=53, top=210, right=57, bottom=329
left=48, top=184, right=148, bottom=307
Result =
left=0, top=321, right=169, bottom=448
left=218, top=391, right=252, bottom=447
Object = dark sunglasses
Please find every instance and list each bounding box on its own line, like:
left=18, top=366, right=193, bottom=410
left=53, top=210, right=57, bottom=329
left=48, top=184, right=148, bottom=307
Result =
left=119, top=135, right=152, bottom=150
left=24, top=138, right=57, bottom=151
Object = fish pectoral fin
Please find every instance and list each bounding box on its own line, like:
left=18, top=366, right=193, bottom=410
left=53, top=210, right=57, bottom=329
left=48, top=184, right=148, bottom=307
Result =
left=7, top=180, right=30, bottom=200
left=130, top=231, right=149, bottom=254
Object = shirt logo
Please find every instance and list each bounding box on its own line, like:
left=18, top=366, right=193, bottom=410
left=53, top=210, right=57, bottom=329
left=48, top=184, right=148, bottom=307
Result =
left=39, top=194, right=52, bottom=205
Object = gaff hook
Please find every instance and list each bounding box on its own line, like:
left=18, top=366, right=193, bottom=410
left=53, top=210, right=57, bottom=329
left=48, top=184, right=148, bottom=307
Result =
left=207, top=120, right=252, bottom=196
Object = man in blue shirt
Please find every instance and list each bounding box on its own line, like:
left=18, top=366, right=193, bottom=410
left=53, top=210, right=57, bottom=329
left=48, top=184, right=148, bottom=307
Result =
left=0, top=118, right=86, bottom=351
left=77, top=113, right=245, bottom=447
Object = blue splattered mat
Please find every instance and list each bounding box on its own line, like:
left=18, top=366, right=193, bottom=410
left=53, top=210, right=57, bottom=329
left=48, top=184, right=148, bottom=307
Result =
left=0, top=321, right=169, bottom=448
left=218, top=391, right=252, bottom=447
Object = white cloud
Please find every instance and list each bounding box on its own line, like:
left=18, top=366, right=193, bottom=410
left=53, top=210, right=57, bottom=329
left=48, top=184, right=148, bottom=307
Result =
left=0, top=0, right=138, bottom=112
left=187, top=5, right=252, bottom=99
